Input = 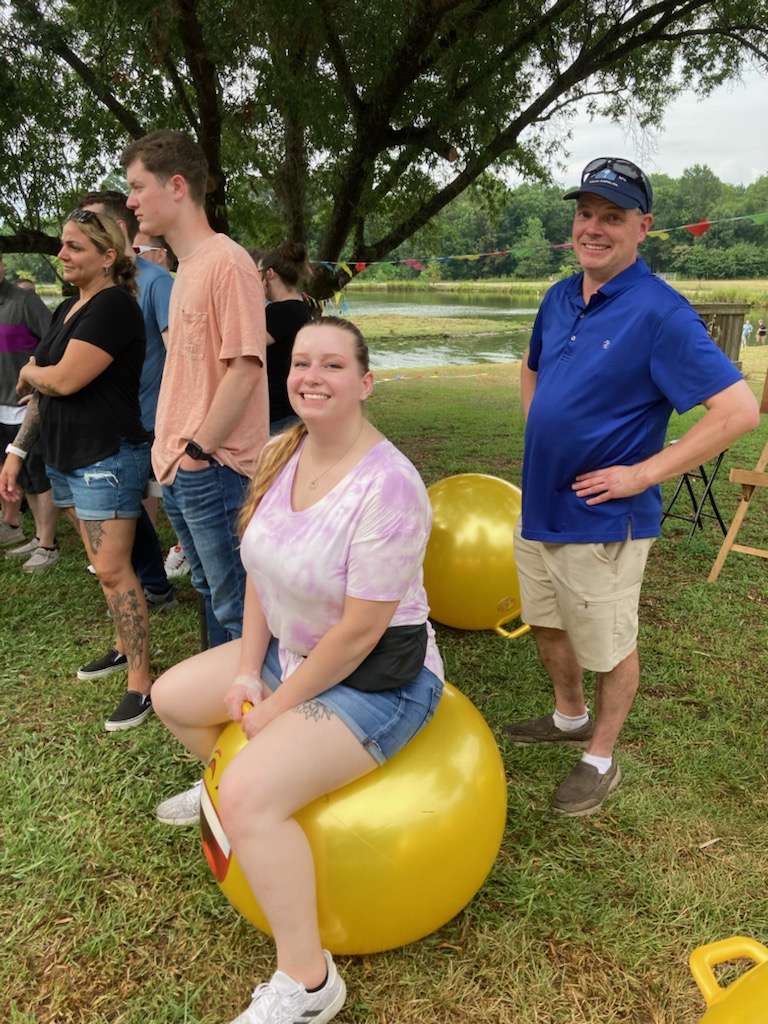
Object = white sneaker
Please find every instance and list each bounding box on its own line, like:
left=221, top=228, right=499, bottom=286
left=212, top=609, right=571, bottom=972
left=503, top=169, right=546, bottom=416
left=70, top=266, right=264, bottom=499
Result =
left=164, top=543, right=191, bottom=578
left=230, top=951, right=346, bottom=1024
left=155, top=780, right=203, bottom=825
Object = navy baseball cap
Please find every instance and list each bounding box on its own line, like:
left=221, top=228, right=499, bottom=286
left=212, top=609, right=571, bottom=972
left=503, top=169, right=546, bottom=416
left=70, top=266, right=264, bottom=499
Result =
left=563, top=157, right=653, bottom=213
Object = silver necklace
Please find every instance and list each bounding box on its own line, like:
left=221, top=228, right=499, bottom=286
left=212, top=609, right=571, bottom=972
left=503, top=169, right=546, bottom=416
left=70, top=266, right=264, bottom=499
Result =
left=304, top=423, right=366, bottom=490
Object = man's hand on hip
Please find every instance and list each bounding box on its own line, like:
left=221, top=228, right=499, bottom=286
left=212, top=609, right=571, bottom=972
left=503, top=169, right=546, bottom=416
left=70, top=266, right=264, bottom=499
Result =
left=572, top=464, right=650, bottom=505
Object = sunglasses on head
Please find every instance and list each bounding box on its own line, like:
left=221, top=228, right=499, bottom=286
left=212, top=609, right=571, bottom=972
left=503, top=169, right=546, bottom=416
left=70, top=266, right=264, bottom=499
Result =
left=581, top=157, right=652, bottom=210
left=68, top=208, right=106, bottom=232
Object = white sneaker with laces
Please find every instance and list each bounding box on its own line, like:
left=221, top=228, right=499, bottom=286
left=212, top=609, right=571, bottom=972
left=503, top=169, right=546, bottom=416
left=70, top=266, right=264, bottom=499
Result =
left=164, top=543, right=191, bottom=578
left=230, top=951, right=346, bottom=1024
left=155, top=780, right=203, bottom=825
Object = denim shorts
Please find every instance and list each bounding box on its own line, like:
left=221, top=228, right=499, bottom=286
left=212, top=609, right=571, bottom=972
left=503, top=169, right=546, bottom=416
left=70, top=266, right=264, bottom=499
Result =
left=46, top=442, right=151, bottom=521
left=261, top=637, right=443, bottom=765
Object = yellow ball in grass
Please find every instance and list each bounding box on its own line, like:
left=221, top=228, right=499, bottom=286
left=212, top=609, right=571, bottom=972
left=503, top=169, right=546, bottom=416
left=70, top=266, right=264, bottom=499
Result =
left=424, top=473, right=527, bottom=635
left=200, top=682, right=506, bottom=955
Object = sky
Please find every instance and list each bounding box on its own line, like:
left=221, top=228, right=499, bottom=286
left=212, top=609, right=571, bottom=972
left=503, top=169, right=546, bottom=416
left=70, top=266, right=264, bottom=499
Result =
left=557, top=66, right=768, bottom=187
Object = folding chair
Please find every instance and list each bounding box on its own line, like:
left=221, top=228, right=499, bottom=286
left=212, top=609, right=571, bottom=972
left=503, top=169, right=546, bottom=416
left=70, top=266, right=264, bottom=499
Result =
left=662, top=448, right=728, bottom=538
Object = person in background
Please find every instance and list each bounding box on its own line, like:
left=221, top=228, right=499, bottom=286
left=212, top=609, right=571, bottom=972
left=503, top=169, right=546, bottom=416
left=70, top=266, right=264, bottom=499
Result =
left=122, top=129, right=268, bottom=647
left=0, top=210, right=155, bottom=730
left=0, top=254, right=59, bottom=572
left=133, top=231, right=178, bottom=273
left=741, top=319, right=753, bottom=347
left=504, top=157, right=760, bottom=815
left=15, top=278, right=37, bottom=292
left=152, top=317, right=443, bottom=1024
left=250, top=242, right=314, bottom=435
left=72, top=190, right=178, bottom=683
left=757, top=318, right=766, bottom=344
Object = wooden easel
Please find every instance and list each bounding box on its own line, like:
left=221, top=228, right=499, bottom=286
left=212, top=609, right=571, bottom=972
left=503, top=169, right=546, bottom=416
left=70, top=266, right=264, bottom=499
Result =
left=707, top=369, right=768, bottom=582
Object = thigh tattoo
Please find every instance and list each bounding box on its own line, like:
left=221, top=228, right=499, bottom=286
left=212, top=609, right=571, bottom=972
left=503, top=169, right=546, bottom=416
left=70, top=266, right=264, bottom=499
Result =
left=294, top=700, right=335, bottom=723
left=83, top=520, right=106, bottom=554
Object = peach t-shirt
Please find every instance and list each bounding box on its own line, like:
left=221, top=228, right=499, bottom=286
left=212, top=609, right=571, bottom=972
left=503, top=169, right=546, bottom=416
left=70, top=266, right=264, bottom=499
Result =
left=152, top=233, right=268, bottom=484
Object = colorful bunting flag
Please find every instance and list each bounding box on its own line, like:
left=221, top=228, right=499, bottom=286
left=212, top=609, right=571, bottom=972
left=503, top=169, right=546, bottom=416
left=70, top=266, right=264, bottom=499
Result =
left=685, top=219, right=712, bottom=237
left=311, top=210, right=768, bottom=274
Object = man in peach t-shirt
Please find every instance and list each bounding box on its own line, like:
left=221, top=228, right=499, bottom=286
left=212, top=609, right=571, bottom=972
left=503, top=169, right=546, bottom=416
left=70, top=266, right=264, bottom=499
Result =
left=123, top=130, right=267, bottom=646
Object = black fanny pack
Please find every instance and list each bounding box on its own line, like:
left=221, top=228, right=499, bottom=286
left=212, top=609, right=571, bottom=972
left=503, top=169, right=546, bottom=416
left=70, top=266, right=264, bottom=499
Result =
left=342, top=623, right=428, bottom=693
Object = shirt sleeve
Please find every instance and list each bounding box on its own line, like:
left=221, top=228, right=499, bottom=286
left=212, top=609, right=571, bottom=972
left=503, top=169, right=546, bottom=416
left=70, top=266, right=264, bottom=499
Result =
left=649, top=305, right=743, bottom=414
left=70, top=290, right=145, bottom=359
left=215, top=259, right=267, bottom=365
left=22, top=293, right=52, bottom=341
left=346, top=471, right=432, bottom=603
left=149, top=273, right=173, bottom=334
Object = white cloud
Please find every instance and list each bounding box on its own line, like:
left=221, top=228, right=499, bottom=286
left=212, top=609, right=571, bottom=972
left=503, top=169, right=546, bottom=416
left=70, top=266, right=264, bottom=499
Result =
left=557, top=68, right=768, bottom=186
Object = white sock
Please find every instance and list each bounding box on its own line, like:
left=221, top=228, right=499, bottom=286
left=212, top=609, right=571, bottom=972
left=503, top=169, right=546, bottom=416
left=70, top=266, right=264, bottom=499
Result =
left=552, top=708, right=589, bottom=731
left=582, top=752, right=612, bottom=775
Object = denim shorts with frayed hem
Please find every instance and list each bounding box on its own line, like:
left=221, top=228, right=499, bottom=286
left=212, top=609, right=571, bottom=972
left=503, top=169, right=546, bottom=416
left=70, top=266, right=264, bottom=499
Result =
left=261, top=636, right=443, bottom=765
left=45, top=442, right=151, bottom=521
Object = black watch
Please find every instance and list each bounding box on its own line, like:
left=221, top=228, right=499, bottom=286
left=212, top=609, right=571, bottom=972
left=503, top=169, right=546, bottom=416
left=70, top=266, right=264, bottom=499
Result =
left=184, top=440, right=216, bottom=464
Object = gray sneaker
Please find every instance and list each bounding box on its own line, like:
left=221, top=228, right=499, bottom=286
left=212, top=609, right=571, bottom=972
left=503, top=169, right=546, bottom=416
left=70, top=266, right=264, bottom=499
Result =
left=6, top=536, right=41, bottom=559
left=552, top=760, right=622, bottom=816
left=22, top=546, right=60, bottom=573
left=155, top=780, right=203, bottom=826
left=0, top=522, right=24, bottom=546
left=503, top=713, right=594, bottom=746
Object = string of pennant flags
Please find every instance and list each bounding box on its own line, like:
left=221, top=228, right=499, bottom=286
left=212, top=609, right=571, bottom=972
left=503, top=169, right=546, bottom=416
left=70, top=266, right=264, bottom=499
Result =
left=319, top=210, right=768, bottom=282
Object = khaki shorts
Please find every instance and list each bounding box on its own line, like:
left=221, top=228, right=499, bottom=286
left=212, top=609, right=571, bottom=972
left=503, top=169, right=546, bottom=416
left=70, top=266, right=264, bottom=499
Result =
left=514, top=524, right=654, bottom=673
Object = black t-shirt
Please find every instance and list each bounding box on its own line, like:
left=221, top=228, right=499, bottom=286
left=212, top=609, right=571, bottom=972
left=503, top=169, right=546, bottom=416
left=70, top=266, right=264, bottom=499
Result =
left=266, top=299, right=312, bottom=422
left=35, top=287, right=150, bottom=472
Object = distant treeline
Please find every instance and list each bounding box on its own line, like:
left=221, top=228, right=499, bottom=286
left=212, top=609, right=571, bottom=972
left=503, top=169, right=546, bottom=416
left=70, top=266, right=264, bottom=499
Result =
left=362, top=165, right=768, bottom=282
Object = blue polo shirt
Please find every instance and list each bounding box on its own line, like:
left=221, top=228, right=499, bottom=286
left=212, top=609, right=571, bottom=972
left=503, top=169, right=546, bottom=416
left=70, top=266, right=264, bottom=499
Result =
left=136, top=257, right=173, bottom=433
left=521, top=259, right=742, bottom=543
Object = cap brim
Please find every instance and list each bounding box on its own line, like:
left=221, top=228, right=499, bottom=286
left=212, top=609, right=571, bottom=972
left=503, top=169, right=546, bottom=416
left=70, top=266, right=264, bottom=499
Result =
left=562, top=185, right=644, bottom=211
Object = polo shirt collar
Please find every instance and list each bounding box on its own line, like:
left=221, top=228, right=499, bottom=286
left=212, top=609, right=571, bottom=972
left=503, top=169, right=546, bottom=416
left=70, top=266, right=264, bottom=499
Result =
left=570, top=258, right=651, bottom=308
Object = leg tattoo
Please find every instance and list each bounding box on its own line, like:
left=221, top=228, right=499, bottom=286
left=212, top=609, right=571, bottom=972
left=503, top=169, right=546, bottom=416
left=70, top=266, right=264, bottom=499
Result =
left=294, top=700, right=335, bottom=723
left=107, top=588, right=147, bottom=671
left=83, top=520, right=106, bottom=554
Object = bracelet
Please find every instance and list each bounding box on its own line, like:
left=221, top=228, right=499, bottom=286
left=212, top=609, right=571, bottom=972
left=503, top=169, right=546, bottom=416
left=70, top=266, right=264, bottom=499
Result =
left=4, top=443, right=27, bottom=461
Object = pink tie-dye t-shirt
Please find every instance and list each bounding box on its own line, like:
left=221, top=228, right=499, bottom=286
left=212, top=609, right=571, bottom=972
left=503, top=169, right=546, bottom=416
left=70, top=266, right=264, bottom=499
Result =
left=240, top=438, right=444, bottom=683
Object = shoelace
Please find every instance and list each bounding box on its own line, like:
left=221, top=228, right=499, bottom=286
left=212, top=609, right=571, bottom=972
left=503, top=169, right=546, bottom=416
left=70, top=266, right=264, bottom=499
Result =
left=243, top=981, right=303, bottom=1023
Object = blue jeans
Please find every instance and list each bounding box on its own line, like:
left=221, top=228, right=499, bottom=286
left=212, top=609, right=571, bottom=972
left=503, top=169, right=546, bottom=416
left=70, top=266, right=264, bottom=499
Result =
left=132, top=506, right=171, bottom=596
left=261, top=638, right=444, bottom=764
left=46, top=442, right=151, bottom=520
left=162, top=464, right=249, bottom=647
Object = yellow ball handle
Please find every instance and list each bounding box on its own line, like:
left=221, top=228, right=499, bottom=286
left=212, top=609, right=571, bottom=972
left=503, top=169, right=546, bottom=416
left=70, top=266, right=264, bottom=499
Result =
left=494, top=613, right=531, bottom=640
left=689, top=936, right=768, bottom=1006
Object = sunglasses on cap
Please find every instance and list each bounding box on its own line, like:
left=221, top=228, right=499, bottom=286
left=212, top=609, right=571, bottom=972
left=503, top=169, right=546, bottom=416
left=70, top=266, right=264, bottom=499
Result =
left=580, top=158, right=653, bottom=212
left=132, top=244, right=165, bottom=255
left=68, top=208, right=107, bottom=231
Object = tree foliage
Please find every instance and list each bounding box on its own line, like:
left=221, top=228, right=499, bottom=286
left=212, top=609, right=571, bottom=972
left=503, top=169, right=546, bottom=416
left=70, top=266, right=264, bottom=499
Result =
left=2, top=0, right=767, bottom=293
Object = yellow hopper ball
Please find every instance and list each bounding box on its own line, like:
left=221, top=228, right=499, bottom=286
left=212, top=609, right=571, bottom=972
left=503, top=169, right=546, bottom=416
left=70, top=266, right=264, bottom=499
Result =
left=690, top=936, right=768, bottom=1023
left=424, top=473, right=529, bottom=636
left=200, top=682, right=506, bottom=955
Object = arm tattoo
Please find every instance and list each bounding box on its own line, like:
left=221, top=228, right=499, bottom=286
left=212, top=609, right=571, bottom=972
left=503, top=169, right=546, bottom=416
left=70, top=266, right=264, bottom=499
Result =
left=83, top=520, right=106, bottom=553
left=13, top=394, right=42, bottom=450
left=293, top=700, right=335, bottom=723
left=106, top=588, right=147, bottom=671
left=31, top=379, right=64, bottom=397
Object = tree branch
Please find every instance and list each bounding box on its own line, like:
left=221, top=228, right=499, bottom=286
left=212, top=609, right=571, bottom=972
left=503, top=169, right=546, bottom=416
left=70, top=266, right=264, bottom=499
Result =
left=0, top=230, right=60, bottom=256
left=313, top=0, right=363, bottom=116
left=12, top=0, right=145, bottom=138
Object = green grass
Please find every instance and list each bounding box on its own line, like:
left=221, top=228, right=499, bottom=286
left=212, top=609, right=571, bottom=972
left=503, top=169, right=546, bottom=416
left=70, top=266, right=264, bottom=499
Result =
left=3, top=353, right=768, bottom=1023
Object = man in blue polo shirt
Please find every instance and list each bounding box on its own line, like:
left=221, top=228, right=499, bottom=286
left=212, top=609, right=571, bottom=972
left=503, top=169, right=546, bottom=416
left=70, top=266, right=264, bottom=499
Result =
left=505, top=157, right=759, bottom=816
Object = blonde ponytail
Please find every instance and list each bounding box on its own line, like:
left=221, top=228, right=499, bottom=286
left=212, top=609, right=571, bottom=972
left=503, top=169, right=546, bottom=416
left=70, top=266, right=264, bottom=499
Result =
left=238, top=422, right=307, bottom=534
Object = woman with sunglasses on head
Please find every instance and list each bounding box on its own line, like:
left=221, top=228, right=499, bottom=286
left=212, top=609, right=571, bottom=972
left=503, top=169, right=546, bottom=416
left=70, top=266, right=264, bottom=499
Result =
left=151, top=316, right=443, bottom=1024
left=0, top=209, right=154, bottom=731
left=250, top=242, right=314, bottom=435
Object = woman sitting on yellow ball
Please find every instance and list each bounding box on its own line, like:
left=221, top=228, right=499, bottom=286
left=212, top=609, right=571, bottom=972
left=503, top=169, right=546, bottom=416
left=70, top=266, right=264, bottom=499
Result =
left=152, top=316, right=444, bottom=1024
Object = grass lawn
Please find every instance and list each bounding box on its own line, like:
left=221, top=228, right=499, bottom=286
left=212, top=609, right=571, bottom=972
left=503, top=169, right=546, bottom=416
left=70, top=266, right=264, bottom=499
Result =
left=2, top=351, right=768, bottom=1024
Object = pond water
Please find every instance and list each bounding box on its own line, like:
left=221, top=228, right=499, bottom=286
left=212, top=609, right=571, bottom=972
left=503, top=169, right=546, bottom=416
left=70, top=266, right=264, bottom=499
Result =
left=334, top=288, right=536, bottom=368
